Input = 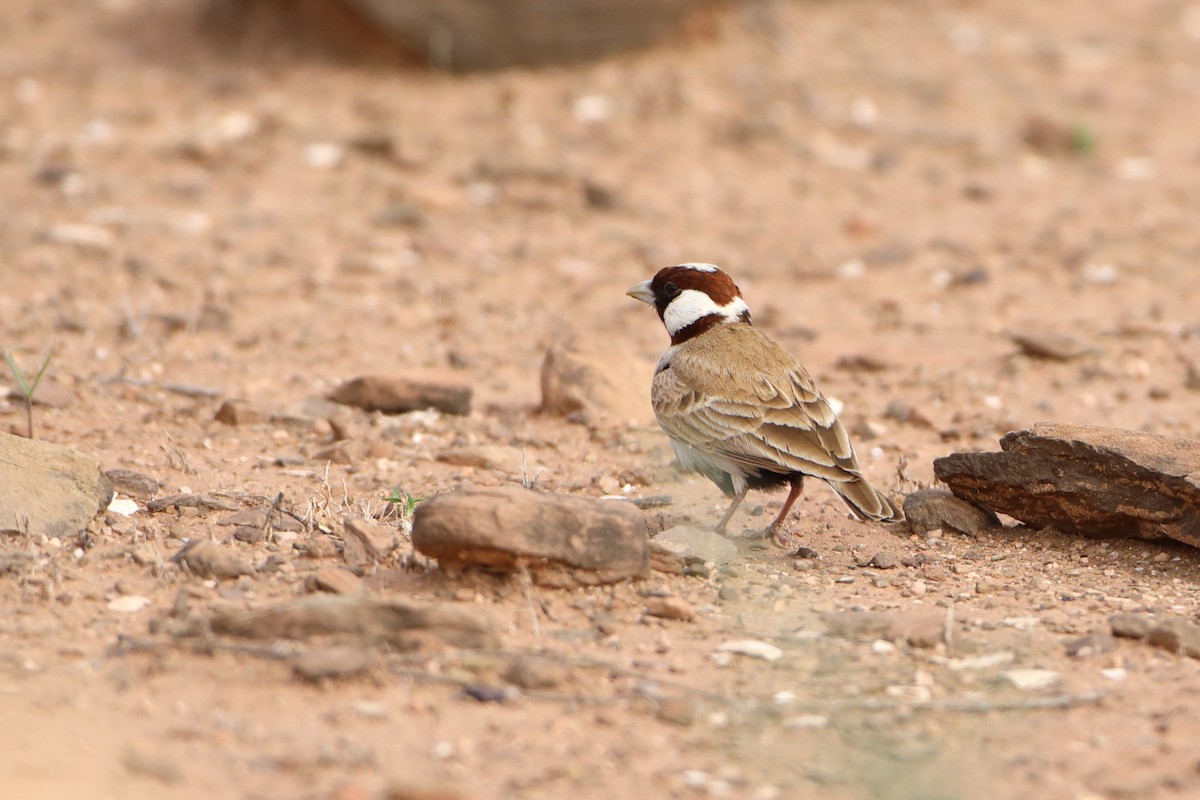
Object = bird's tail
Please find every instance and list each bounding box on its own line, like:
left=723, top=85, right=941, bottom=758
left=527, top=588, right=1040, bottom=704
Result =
left=833, top=477, right=905, bottom=523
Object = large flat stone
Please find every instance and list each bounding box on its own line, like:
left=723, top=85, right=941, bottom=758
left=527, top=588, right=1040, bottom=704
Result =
left=412, top=487, right=650, bottom=586
left=0, top=432, right=112, bottom=538
left=934, top=423, right=1200, bottom=547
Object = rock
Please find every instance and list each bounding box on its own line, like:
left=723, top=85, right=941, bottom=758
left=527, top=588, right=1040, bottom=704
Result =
left=146, top=493, right=238, bottom=513
left=1110, top=612, right=1154, bottom=640
left=411, top=487, right=649, bottom=586
left=216, top=508, right=302, bottom=532
left=934, top=423, right=1200, bottom=547
left=1021, top=115, right=1082, bottom=156
left=0, top=432, right=113, bottom=537
left=233, top=525, right=264, bottom=544
left=822, top=610, right=946, bottom=649
left=867, top=552, right=899, bottom=569
left=42, top=222, right=115, bottom=251
left=903, top=488, right=999, bottom=536
left=644, top=596, right=696, bottom=622
left=887, top=613, right=947, bottom=649
left=1146, top=618, right=1200, bottom=658
left=343, top=516, right=396, bottom=563
left=1065, top=633, right=1119, bottom=657
left=309, top=566, right=366, bottom=595
left=1001, top=669, right=1061, bottom=690
left=207, top=595, right=499, bottom=651
left=714, top=640, right=783, bottom=661
left=503, top=655, right=570, bottom=690
left=121, top=749, right=183, bottom=785
left=436, top=445, right=525, bottom=471
left=213, top=399, right=267, bottom=426
left=329, top=373, right=471, bottom=416
left=648, top=540, right=687, bottom=574
left=170, top=538, right=254, bottom=580
left=292, top=646, right=371, bottom=683
left=108, top=595, right=151, bottom=613
left=653, top=525, right=739, bottom=565
left=104, top=469, right=160, bottom=500
left=539, top=340, right=652, bottom=426
left=311, top=441, right=362, bottom=465
left=342, top=0, right=706, bottom=71
left=655, top=696, right=700, bottom=726
left=1009, top=330, right=1095, bottom=361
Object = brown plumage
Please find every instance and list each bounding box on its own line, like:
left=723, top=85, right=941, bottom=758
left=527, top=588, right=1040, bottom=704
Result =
left=628, top=263, right=902, bottom=546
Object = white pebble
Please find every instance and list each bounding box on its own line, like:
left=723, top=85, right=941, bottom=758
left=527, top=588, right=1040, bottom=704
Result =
left=836, top=259, right=866, bottom=280
left=304, top=142, right=345, bottom=170
left=1001, top=668, right=1061, bottom=690
left=1082, top=262, right=1119, bottom=284
left=573, top=94, right=613, bottom=124
left=106, top=495, right=139, bottom=516
left=107, top=595, right=150, bottom=613
left=783, top=714, right=829, bottom=729
left=715, top=639, right=783, bottom=662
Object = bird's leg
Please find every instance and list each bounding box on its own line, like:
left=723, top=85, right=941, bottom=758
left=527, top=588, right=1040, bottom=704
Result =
left=713, top=486, right=749, bottom=536
left=767, top=476, right=805, bottom=547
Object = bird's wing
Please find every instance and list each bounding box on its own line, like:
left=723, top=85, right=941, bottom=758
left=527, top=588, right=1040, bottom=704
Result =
left=652, top=326, right=863, bottom=483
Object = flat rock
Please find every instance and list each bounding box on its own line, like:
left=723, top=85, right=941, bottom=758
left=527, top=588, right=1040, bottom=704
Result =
left=503, top=655, right=570, bottom=690
left=436, top=444, right=525, bottom=471
left=170, top=538, right=254, bottom=580
left=0, top=432, right=113, bottom=537
left=104, top=469, right=160, bottom=501
left=934, top=423, right=1200, bottom=547
left=308, top=566, right=366, bottom=595
left=822, top=610, right=947, bottom=649
left=652, top=525, right=739, bottom=565
left=329, top=372, right=471, bottom=416
left=1009, top=330, right=1095, bottom=361
left=343, top=516, right=397, bottom=562
left=648, top=540, right=687, bottom=574
left=412, top=487, right=649, bottom=586
left=208, top=595, right=499, bottom=651
left=213, top=399, right=267, bottom=426
left=1146, top=618, right=1200, bottom=659
left=292, top=646, right=371, bottom=682
left=1002, top=669, right=1061, bottom=690
left=903, top=488, right=999, bottom=536
left=343, top=0, right=706, bottom=71
left=644, top=596, right=696, bottom=622
left=216, top=507, right=302, bottom=532
left=1111, top=612, right=1154, bottom=640
left=539, top=340, right=652, bottom=426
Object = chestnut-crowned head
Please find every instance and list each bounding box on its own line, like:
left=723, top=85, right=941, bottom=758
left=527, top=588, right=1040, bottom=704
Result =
left=627, top=263, right=751, bottom=344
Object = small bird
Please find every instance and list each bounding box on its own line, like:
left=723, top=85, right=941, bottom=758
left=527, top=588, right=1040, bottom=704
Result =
left=627, top=262, right=903, bottom=546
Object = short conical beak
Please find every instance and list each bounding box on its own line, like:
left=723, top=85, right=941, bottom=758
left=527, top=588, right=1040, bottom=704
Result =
left=626, top=280, right=654, bottom=304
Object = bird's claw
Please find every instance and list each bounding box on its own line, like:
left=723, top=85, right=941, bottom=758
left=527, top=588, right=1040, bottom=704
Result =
left=770, top=526, right=794, bottom=548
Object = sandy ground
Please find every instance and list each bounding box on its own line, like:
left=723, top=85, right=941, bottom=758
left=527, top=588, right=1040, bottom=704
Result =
left=5, top=1, right=1200, bottom=798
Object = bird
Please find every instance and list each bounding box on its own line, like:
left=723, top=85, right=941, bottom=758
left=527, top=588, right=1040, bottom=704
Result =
left=627, top=262, right=903, bottom=546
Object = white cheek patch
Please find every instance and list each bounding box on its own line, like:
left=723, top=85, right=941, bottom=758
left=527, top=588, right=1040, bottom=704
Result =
left=663, top=290, right=750, bottom=335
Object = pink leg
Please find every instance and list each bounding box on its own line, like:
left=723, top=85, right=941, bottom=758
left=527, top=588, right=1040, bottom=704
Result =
left=714, top=487, right=749, bottom=535
left=767, top=476, right=804, bottom=547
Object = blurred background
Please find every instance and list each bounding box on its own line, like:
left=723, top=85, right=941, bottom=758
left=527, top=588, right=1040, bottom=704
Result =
left=4, top=0, right=1200, bottom=463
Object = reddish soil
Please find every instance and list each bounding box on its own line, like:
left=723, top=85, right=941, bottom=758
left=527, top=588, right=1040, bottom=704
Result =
left=4, top=1, right=1200, bottom=798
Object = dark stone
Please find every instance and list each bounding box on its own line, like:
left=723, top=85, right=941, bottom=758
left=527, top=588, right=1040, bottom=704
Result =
left=934, top=423, right=1200, bottom=547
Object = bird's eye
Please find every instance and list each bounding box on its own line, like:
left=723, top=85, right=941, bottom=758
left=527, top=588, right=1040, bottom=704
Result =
left=663, top=282, right=682, bottom=300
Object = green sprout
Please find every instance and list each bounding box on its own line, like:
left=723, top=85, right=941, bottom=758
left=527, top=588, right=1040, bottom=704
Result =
left=1070, top=124, right=1096, bottom=155
left=4, top=346, right=54, bottom=439
left=384, top=488, right=425, bottom=517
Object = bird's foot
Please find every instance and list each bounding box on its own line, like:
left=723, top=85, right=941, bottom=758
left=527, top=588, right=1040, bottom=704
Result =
left=769, top=525, right=794, bottom=549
